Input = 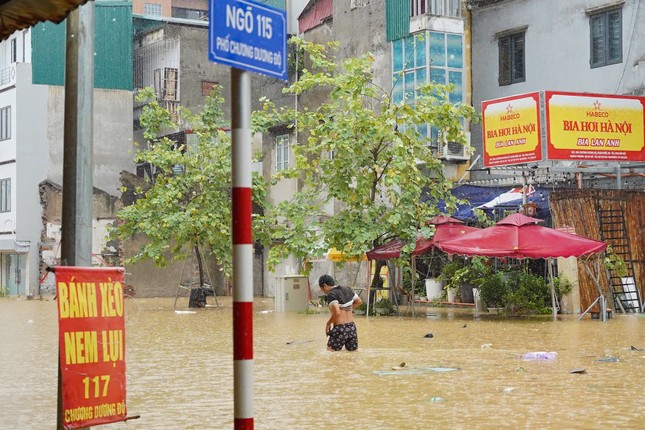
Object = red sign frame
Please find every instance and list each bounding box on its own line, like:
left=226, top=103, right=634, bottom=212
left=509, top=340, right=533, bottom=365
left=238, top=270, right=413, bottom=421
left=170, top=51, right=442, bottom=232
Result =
left=545, top=91, right=645, bottom=162
left=481, top=92, right=542, bottom=167
left=56, top=266, right=127, bottom=429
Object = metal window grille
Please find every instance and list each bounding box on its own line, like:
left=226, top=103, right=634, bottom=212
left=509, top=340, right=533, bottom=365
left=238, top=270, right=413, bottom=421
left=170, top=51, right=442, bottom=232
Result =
left=410, top=0, right=461, bottom=18
left=134, top=37, right=180, bottom=122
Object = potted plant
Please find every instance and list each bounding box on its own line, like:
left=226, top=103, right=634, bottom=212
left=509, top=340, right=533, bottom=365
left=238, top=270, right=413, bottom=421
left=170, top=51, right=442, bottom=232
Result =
left=440, top=257, right=490, bottom=303
left=479, top=268, right=551, bottom=315
left=374, top=298, right=394, bottom=315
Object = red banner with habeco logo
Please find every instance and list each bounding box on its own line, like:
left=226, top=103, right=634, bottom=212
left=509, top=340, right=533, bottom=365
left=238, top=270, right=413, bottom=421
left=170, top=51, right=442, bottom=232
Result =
left=56, top=266, right=127, bottom=429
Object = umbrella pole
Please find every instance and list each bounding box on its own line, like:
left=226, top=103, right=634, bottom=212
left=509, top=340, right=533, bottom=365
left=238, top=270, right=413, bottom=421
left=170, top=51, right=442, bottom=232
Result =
left=366, top=260, right=371, bottom=317
left=548, top=258, right=557, bottom=321
left=410, top=258, right=417, bottom=317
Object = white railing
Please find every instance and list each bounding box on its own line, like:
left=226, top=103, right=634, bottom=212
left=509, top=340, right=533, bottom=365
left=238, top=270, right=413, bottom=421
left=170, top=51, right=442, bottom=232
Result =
left=0, top=65, right=16, bottom=87
left=411, top=0, right=462, bottom=18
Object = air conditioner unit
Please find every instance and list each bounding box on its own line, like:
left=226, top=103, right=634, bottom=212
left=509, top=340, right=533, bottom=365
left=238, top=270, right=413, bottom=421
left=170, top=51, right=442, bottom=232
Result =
left=439, top=132, right=471, bottom=161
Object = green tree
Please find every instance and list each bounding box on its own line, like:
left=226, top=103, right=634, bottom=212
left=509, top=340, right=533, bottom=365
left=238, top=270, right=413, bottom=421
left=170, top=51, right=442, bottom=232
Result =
left=111, top=87, right=267, bottom=290
left=253, top=38, right=478, bottom=280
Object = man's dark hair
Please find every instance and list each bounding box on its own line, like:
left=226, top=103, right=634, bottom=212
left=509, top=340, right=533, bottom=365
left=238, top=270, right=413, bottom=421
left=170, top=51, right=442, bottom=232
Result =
left=318, top=274, right=335, bottom=287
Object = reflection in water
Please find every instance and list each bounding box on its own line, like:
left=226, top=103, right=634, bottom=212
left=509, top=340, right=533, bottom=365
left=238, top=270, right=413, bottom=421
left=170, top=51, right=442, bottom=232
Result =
left=1, top=297, right=644, bottom=429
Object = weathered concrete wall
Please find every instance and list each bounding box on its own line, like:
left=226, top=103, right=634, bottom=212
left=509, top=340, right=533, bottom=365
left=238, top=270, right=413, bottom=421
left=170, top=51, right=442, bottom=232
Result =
left=38, top=180, right=121, bottom=294
left=46, top=86, right=135, bottom=195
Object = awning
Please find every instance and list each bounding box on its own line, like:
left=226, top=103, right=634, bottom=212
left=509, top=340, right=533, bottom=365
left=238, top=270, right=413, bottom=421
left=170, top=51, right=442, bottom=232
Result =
left=432, top=185, right=551, bottom=220
left=366, top=216, right=479, bottom=260
left=0, top=0, right=89, bottom=40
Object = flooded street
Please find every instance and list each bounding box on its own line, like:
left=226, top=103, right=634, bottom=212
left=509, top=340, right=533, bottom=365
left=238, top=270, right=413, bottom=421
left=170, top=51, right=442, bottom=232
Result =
left=1, top=296, right=644, bottom=429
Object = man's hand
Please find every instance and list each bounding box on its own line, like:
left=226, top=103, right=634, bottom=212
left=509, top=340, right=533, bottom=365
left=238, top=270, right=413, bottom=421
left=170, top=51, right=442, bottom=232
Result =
left=326, top=322, right=333, bottom=335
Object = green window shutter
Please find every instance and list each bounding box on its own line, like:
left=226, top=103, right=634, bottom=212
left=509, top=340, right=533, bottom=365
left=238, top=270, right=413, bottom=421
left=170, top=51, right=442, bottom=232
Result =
left=386, top=0, right=410, bottom=42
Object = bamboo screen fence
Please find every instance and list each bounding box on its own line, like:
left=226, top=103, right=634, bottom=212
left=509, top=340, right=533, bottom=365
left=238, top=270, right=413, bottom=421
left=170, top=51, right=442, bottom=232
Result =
left=549, top=189, right=644, bottom=312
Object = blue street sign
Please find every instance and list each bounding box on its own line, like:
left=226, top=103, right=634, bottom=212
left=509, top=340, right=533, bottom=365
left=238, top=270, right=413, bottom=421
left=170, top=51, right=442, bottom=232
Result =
left=209, top=0, right=287, bottom=81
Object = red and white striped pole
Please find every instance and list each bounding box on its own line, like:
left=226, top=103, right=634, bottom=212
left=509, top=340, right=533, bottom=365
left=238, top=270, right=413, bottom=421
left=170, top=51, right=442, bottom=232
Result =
left=231, top=68, right=254, bottom=429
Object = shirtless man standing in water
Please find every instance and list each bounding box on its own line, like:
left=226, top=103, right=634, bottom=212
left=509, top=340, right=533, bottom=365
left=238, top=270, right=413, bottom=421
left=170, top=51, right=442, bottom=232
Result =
left=318, top=274, right=363, bottom=351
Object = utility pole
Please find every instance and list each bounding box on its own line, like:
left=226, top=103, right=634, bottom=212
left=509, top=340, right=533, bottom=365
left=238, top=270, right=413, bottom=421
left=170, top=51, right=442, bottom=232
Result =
left=57, top=2, right=94, bottom=429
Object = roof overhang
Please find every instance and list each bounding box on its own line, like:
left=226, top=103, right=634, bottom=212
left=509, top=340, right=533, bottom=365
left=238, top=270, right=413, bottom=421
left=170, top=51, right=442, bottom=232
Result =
left=0, top=0, right=89, bottom=40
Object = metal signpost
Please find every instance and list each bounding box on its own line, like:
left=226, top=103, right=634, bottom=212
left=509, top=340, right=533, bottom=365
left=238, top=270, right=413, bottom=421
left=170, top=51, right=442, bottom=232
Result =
left=209, top=1, right=287, bottom=428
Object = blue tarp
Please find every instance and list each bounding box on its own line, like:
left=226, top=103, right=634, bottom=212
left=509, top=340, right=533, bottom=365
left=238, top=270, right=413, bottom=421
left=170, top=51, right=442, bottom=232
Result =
left=434, top=185, right=551, bottom=221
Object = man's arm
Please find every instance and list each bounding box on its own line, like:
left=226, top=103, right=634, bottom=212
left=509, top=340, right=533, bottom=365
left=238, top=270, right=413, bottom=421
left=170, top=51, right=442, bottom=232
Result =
left=326, top=303, right=341, bottom=333
left=352, top=295, right=363, bottom=309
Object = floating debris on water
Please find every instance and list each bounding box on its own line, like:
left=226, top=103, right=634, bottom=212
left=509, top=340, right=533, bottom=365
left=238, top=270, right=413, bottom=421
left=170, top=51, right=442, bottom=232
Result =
left=569, top=368, right=587, bottom=374
left=595, top=357, right=619, bottom=362
left=374, top=366, right=460, bottom=376
left=286, top=340, right=314, bottom=345
left=521, top=351, right=558, bottom=361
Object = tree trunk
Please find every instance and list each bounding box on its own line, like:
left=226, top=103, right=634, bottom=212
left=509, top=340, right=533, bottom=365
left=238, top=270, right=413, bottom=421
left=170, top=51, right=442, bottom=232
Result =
left=188, top=245, right=207, bottom=308
left=195, top=244, right=205, bottom=287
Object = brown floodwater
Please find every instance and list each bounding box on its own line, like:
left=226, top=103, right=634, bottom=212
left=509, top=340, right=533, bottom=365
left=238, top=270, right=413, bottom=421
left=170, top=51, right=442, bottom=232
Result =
left=1, top=297, right=644, bottom=429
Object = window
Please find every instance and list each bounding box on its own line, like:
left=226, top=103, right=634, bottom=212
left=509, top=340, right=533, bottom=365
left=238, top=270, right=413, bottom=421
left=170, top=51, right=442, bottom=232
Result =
left=392, top=31, right=464, bottom=144
left=0, top=178, right=10, bottom=213
left=0, top=106, right=10, bottom=141
left=498, top=31, right=525, bottom=86
left=590, top=8, right=622, bottom=68
left=144, top=3, right=162, bottom=17
left=275, top=134, right=290, bottom=172
left=411, top=0, right=461, bottom=18
left=172, top=7, right=207, bottom=20
left=153, top=68, right=178, bottom=100
left=10, top=39, right=17, bottom=63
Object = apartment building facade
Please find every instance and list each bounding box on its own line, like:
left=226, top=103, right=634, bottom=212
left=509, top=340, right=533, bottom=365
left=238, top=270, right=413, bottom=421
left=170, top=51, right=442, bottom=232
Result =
left=0, top=1, right=134, bottom=296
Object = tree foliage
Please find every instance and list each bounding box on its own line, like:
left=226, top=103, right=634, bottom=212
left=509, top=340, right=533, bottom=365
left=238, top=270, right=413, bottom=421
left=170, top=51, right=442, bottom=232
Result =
left=253, top=38, right=478, bottom=270
left=111, top=87, right=267, bottom=278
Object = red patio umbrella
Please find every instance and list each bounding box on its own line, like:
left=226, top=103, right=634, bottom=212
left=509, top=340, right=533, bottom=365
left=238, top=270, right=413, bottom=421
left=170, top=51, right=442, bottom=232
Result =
left=365, top=216, right=479, bottom=317
left=434, top=213, right=606, bottom=259
left=366, top=216, right=479, bottom=260
left=434, top=213, right=607, bottom=320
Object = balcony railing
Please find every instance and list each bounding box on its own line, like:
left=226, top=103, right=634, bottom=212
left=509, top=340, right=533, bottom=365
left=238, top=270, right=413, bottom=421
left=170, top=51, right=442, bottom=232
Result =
left=411, top=0, right=462, bottom=18
left=0, top=65, right=16, bottom=87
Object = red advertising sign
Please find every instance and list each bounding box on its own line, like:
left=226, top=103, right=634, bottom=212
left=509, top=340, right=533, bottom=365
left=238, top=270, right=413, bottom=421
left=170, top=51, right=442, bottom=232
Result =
left=546, top=91, right=645, bottom=162
left=56, top=266, right=127, bottom=429
left=482, top=92, right=542, bottom=167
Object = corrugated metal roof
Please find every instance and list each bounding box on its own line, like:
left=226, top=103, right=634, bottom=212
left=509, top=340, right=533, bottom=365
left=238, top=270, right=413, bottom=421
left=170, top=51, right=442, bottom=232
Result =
left=0, top=0, right=89, bottom=40
left=298, top=0, right=333, bottom=34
